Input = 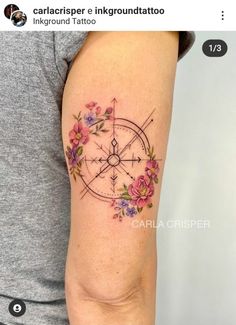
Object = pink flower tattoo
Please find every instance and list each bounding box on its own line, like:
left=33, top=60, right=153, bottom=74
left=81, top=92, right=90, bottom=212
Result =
left=69, top=122, right=90, bottom=146
left=128, top=175, right=154, bottom=208
left=145, top=160, right=160, bottom=183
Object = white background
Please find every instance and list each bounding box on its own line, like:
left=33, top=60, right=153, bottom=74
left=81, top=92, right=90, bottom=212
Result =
left=0, top=0, right=236, bottom=30
left=157, top=32, right=236, bottom=325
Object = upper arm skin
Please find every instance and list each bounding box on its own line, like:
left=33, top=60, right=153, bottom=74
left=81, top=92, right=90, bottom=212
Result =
left=62, top=32, right=178, bottom=325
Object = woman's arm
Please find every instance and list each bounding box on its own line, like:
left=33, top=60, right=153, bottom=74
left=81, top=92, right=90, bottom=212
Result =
left=62, top=31, right=178, bottom=325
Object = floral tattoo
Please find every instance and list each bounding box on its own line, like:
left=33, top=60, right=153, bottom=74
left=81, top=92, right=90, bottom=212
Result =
left=66, top=98, right=161, bottom=222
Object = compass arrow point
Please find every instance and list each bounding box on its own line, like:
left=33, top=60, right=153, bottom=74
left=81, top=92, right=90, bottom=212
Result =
left=111, top=97, right=118, bottom=103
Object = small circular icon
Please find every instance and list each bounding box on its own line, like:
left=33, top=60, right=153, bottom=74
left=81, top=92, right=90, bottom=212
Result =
left=9, top=299, right=26, bottom=317
left=11, top=10, right=27, bottom=27
left=4, top=4, right=19, bottom=19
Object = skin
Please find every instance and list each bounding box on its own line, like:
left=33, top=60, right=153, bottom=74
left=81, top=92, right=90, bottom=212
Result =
left=62, top=31, right=179, bottom=325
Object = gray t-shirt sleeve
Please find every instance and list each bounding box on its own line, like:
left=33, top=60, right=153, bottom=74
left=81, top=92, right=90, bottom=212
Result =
left=54, top=31, right=89, bottom=80
left=179, top=31, right=195, bottom=60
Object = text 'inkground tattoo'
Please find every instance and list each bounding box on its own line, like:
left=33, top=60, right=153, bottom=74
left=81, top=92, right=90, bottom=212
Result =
left=66, top=98, right=161, bottom=222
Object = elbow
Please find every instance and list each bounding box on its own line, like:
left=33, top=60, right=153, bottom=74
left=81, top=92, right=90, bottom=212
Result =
left=65, top=250, right=156, bottom=324
left=65, top=268, right=145, bottom=306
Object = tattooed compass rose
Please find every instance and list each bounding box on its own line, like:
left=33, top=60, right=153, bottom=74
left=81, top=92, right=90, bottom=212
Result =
left=66, top=98, right=161, bottom=221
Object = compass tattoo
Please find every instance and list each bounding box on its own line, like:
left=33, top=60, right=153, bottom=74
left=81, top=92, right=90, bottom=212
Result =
left=66, top=98, right=161, bottom=222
